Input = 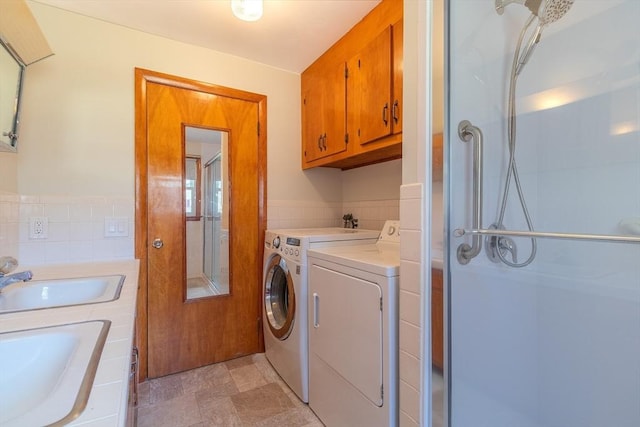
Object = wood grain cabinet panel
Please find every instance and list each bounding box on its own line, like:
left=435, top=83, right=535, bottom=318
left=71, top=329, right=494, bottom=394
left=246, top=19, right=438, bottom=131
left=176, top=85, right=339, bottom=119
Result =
left=302, top=61, right=347, bottom=163
left=347, top=25, right=393, bottom=146
left=300, top=0, right=402, bottom=170
left=392, top=19, right=403, bottom=135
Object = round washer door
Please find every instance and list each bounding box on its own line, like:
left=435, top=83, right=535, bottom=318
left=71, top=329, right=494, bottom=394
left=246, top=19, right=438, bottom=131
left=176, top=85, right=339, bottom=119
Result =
left=264, top=254, right=296, bottom=340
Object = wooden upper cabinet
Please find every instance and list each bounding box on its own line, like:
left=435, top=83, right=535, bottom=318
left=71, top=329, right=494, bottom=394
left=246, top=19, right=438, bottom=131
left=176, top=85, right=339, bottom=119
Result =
left=348, top=26, right=393, bottom=146
left=392, top=19, right=403, bottom=135
left=300, top=0, right=402, bottom=170
left=302, top=62, right=347, bottom=163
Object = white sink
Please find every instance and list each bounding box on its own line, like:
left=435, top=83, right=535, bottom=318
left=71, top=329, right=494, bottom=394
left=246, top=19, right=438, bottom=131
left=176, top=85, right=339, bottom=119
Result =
left=0, top=275, right=124, bottom=313
left=0, top=320, right=111, bottom=426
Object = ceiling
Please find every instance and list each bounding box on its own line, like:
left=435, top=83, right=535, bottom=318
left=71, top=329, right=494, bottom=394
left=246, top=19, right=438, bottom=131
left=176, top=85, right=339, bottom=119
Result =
left=32, top=0, right=381, bottom=73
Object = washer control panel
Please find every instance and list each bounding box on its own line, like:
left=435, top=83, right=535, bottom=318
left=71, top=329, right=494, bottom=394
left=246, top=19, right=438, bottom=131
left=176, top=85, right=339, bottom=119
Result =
left=265, top=231, right=302, bottom=262
left=281, top=236, right=301, bottom=261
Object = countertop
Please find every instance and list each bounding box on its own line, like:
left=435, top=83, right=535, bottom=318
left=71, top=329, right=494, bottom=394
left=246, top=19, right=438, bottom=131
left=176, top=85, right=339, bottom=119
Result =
left=0, top=259, right=139, bottom=427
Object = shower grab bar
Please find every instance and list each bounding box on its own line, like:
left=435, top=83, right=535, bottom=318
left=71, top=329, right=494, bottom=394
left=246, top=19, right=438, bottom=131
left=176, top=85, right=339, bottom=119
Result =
left=457, top=120, right=484, bottom=264
left=454, top=228, right=640, bottom=244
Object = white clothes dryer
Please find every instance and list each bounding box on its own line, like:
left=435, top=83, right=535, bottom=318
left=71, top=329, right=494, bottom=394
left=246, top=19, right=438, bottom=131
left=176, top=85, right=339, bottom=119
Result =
left=306, top=220, right=400, bottom=426
left=262, top=227, right=380, bottom=403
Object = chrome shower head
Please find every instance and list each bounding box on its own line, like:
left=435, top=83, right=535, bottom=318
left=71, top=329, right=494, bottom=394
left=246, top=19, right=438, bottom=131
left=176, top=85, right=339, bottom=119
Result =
left=496, top=0, right=574, bottom=22
left=510, top=0, right=575, bottom=75
left=538, top=0, right=574, bottom=25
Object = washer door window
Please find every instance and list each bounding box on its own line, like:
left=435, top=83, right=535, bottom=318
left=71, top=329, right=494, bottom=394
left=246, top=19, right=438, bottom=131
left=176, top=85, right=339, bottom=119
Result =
left=264, top=255, right=296, bottom=340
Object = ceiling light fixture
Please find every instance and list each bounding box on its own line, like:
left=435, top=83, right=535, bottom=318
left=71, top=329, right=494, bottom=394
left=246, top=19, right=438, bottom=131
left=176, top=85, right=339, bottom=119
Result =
left=231, top=0, right=263, bottom=22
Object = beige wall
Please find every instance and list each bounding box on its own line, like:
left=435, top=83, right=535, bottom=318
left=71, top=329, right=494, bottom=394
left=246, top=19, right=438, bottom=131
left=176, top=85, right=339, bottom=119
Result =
left=342, top=159, right=402, bottom=202
left=1, top=2, right=402, bottom=263
left=15, top=1, right=342, bottom=203
left=0, top=154, right=17, bottom=193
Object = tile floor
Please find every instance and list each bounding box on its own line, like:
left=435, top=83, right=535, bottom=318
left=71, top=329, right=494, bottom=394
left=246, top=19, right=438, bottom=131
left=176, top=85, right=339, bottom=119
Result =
left=138, top=353, right=446, bottom=427
left=186, top=277, right=229, bottom=299
left=137, top=353, right=323, bottom=427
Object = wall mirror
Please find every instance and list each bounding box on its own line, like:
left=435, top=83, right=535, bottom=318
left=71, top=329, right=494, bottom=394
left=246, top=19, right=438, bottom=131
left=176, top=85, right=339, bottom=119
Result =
left=185, top=126, right=230, bottom=299
left=0, top=38, right=25, bottom=152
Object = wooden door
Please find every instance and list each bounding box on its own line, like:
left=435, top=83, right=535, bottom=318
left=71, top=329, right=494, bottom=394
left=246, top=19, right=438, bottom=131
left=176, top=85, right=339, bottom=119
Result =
left=135, top=69, right=266, bottom=379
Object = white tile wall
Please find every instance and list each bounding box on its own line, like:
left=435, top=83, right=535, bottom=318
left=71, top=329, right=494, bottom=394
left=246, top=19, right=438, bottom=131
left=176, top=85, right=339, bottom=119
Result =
left=1, top=195, right=135, bottom=265
left=0, top=192, right=20, bottom=257
left=341, top=199, right=400, bottom=230
left=4, top=195, right=400, bottom=264
left=399, top=183, right=425, bottom=426
left=267, top=198, right=400, bottom=231
left=266, top=199, right=343, bottom=230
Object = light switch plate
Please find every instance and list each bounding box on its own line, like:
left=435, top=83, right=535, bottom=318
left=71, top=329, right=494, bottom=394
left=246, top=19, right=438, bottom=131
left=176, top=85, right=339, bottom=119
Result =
left=104, top=217, right=129, bottom=237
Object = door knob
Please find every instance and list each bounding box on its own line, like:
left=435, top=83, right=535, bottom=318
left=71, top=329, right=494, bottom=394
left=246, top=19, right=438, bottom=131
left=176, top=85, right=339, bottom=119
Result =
left=152, top=238, right=164, bottom=249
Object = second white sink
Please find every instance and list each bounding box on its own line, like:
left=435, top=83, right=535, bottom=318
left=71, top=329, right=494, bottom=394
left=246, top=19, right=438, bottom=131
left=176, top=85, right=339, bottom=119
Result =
left=0, top=320, right=111, bottom=426
left=0, top=275, right=124, bottom=314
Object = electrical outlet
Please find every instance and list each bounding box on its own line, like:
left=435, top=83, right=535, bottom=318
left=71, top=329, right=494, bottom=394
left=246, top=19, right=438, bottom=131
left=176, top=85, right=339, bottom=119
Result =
left=29, top=216, right=49, bottom=239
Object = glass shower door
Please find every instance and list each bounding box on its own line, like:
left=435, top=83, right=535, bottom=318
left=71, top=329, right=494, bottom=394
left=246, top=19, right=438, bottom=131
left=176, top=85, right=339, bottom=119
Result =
left=203, top=155, right=222, bottom=287
left=446, top=1, right=640, bottom=426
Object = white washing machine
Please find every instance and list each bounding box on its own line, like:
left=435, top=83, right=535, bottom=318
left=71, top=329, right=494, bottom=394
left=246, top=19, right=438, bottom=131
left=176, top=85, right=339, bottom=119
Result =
left=262, top=227, right=380, bottom=403
left=306, top=220, right=400, bottom=426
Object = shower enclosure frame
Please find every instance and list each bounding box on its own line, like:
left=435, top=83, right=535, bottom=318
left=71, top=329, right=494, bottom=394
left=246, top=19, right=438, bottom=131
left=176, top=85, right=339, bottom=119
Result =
left=443, top=1, right=640, bottom=426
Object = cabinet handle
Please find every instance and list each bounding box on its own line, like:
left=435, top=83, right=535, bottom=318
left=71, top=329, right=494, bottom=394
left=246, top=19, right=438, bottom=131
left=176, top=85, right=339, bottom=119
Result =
left=393, top=100, right=400, bottom=124
left=382, top=103, right=389, bottom=126
left=322, top=133, right=327, bottom=150
left=318, top=135, right=323, bottom=151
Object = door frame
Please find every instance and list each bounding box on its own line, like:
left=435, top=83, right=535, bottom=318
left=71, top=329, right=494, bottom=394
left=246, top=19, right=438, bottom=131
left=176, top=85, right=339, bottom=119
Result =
left=134, top=68, right=267, bottom=380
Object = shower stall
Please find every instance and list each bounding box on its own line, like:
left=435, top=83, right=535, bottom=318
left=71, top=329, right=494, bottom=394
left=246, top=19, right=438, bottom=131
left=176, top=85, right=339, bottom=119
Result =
left=203, top=154, right=228, bottom=294
left=446, top=1, right=640, bottom=426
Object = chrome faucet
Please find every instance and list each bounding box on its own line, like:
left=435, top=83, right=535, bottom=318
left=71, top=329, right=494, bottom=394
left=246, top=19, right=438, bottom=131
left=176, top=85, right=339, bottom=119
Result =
left=0, top=256, right=33, bottom=290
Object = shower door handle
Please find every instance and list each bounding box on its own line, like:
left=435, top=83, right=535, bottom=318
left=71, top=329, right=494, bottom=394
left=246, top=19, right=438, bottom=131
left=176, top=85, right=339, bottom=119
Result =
left=457, top=120, right=484, bottom=264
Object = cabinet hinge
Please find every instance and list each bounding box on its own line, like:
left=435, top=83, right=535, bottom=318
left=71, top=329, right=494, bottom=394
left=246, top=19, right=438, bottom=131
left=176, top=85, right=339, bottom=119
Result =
left=358, top=59, right=361, bottom=69
left=345, top=133, right=349, bottom=144
left=380, top=297, right=383, bottom=311
left=345, top=65, right=349, bottom=79
left=381, top=384, right=384, bottom=400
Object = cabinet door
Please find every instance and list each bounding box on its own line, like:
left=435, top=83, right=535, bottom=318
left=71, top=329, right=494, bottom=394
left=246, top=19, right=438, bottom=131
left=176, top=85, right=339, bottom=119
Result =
left=348, top=26, right=392, bottom=146
left=302, top=79, right=324, bottom=163
left=302, top=62, right=347, bottom=164
left=323, top=61, right=348, bottom=158
left=392, top=19, right=403, bottom=135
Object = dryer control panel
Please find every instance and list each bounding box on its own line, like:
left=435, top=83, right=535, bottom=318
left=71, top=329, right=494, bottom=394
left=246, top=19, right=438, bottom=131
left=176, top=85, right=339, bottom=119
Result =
left=378, top=220, right=400, bottom=243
